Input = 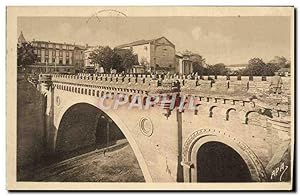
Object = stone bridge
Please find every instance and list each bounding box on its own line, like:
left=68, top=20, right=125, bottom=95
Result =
left=39, top=73, right=291, bottom=183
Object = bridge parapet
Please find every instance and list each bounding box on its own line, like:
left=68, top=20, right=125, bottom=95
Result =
left=51, top=74, right=291, bottom=98
left=51, top=74, right=290, bottom=109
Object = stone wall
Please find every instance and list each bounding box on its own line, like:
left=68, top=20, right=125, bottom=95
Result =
left=17, top=75, right=46, bottom=180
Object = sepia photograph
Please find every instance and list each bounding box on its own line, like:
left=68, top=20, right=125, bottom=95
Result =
left=6, top=6, right=294, bottom=190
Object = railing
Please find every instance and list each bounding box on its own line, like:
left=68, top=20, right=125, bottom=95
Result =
left=47, top=73, right=290, bottom=97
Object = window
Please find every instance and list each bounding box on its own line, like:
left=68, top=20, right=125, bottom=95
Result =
left=59, top=59, right=63, bottom=64
left=52, top=58, right=56, bottom=63
left=66, top=59, right=69, bottom=64
left=45, top=50, right=49, bottom=56
left=59, top=51, right=63, bottom=57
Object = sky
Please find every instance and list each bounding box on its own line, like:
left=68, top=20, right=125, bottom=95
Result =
left=17, top=16, right=291, bottom=65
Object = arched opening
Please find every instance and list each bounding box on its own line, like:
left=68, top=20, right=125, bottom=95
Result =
left=196, top=141, right=252, bottom=182
left=226, top=108, right=237, bottom=121
left=54, top=103, right=145, bottom=182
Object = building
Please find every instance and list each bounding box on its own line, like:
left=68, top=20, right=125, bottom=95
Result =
left=175, top=52, right=193, bottom=75
left=115, top=36, right=176, bottom=73
left=18, top=32, right=86, bottom=74
left=276, top=68, right=291, bottom=77
left=18, top=31, right=26, bottom=44
left=227, top=64, right=247, bottom=71
left=73, top=45, right=85, bottom=73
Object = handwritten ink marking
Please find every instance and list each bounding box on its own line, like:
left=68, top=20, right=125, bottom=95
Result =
left=86, top=9, right=127, bottom=24
left=270, top=162, right=289, bottom=181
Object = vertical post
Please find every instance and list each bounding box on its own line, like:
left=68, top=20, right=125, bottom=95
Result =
left=106, top=119, right=110, bottom=147
left=176, top=95, right=184, bottom=182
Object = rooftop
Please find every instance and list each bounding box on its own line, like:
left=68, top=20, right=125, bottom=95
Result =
left=18, top=31, right=26, bottom=44
left=115, top=36, right=174, bottom=48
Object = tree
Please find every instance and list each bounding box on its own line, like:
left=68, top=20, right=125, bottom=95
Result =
left=268, top=56, right=291, bottom=69
left=115, top=48, right=138, bottom=72
left=207, top=63, right=229, bottom=75
left=183, top=51, right=207, bottom=75
left=268, top=56, right=288, bottom=67
left=17, top=42, right=37, bottom=67
left=89, top=46, right=121, bottom=73
left=241, top=58, right=280, bottom=76
left=193, top=61, right=208, bottom=75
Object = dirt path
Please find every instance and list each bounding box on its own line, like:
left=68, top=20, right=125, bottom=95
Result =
left=30, top=143, right=145, bottom=182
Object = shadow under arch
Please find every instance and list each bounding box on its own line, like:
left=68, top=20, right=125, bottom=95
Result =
left=182, top=129, right=267, bottom=182
left=54, top=101, right=152, bottom=182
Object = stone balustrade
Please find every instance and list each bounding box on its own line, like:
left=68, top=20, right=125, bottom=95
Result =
left=50, top=73, right=291, bottom=97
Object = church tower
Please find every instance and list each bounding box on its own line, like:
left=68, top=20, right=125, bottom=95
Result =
left=18, top=31, right=26, bottom=44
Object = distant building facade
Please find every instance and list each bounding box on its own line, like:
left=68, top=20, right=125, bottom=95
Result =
left=227, top=64, right=247, bottom=71
left=115, top=36, right=176, bottom=73
left=175, top=52, right=193, bottom=75
left=73, top=46, right=85, bottom=73
left=276, top=68, right=291, bottom=77
left=18, top=32, right=85, bottom=74
left=83, top=46, right=97, bottom=67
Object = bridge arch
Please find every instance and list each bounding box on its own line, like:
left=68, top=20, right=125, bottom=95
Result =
left=182, top=129, right=267, bottom=182
left=54, top=101, right=152, bottom=182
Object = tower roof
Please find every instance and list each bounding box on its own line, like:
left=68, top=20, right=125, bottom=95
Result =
left=18, top=31, right=26, bottom=44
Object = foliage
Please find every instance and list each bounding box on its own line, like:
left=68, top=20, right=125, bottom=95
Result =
left=89, top=46, right=137, bottom=73
left=17, top=42, right=37, bottom=67
left=268, top=56, right=290, bottom=68
left=239, top=58, right=281, bottom=76
left=89, top=46, right=121, bottom=73
left=207, top=63, right=229, bottom=75
left=116, top=49, right=138, bottom=72
left=187, top=52, right=208, bottom=75
left=193, top=61, right=208, bottom=75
